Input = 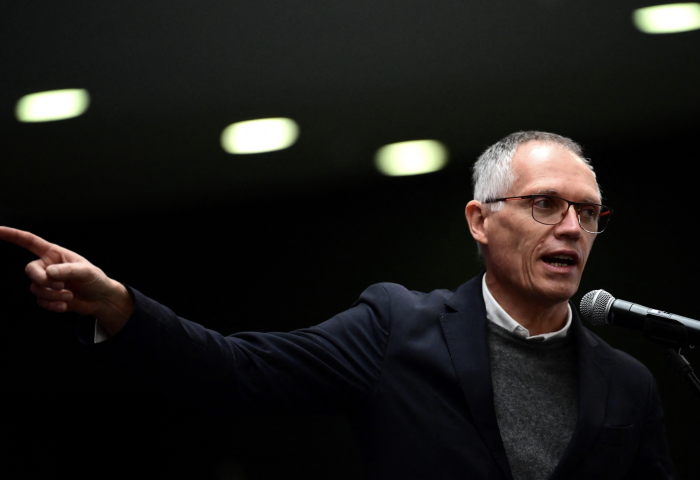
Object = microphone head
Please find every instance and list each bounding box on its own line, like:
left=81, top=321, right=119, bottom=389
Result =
left=580, top=289, right=615, bottom=326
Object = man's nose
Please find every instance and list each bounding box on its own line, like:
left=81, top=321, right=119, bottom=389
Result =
left=555, top=206, right=581, bottom=238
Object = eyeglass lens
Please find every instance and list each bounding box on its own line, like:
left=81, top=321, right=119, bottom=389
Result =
left=531, top=195, right=610, bottom=233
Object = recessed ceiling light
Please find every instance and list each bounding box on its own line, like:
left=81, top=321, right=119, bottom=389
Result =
left=15, top=89, right=90, bottom=123
left=221, top=117, right=299, bottom=154
left=374, top=140, right=448, bottom=176
left=633, top=3, right=700, bottom=33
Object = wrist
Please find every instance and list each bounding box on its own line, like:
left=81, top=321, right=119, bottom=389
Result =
left=95, top=280, right=134, bottom=336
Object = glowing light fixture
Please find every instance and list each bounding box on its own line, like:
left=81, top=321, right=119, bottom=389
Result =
left=375, top=140, right=448, bottom=176
left=221, top=117, right=299, bottom=154
left=15, top=89, right=90, bottom=122
left=633, top=3, right=700, bottom=33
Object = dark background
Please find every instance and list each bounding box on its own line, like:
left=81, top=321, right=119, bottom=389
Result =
left=1, top=1, right=699, bottom=479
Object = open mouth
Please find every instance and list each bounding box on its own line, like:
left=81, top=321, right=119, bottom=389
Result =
left=542, top=255, right=576, bottom=267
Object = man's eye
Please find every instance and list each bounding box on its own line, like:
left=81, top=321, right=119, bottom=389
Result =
left=533, top=198, right=553, bottom=209
left=580, top=206, right=598, bottom=217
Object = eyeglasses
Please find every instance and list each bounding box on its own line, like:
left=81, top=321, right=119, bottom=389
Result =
left=484, top=194, right=613, bottom=234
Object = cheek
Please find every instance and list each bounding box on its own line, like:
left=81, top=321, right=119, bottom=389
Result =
left=581, top=237, right=596, bottom=264
left=489, top=216, right=541, bottom=269
left=521, top=231, right=547, bottom=261
left=511, top=230, right=543, bottom=275
left=508, top=228, right=531, bottom=258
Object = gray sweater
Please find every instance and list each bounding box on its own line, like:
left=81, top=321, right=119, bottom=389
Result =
left=487, top=322, right=578, bottom=480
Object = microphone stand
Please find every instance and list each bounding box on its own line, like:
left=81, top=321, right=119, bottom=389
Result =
left=643, top=314, right=700, bottom=401
left=659, top=347, right=700, bottom=401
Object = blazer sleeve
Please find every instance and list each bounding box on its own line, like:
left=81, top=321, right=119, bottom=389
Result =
left=76, top=283, right=392, bottom=416
left=623, top=376, right=675, bottom=479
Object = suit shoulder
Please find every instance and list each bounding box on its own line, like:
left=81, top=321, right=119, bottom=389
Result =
left=356, top=283, right=461, bottom=326
left=367, top=282, right=455, bottom=306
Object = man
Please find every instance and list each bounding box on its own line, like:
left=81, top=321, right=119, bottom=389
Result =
left=0, top=131, right=674, bottom=479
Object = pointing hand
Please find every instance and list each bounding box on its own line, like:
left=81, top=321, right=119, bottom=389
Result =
left=0, top=226, right=133, bottom=335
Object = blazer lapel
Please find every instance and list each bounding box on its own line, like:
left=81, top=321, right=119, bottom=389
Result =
left=550, top=310, right=611, bottom=479
left=440, top=275, right=514, bottom=480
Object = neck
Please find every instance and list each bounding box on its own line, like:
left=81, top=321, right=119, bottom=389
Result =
left=484, top=272, right=569, bottom=336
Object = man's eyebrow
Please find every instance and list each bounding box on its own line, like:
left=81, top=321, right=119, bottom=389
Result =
left=535, top=189, right=601, bottom=204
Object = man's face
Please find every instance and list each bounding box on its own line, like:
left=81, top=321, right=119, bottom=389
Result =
left=482, top=141, right=600, bottom=305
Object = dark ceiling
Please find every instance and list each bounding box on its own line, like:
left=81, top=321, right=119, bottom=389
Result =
left=2, top=0, right=699, bottom=215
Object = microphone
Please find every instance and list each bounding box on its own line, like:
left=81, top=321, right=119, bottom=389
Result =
left=580, top=290, right=700, bottom=347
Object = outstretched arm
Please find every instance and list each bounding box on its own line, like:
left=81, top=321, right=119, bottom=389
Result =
left=0, top=226, right=133, bottom=335
left=1, top=226, right=392, bottom=415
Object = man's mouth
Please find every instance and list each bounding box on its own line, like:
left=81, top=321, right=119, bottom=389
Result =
left=542, top=254, right=576, bottom=267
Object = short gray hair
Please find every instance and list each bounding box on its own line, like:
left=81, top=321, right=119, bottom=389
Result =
left=473, top=131, right=599, bottom=212
left=471, top=131, right=600, bottom=256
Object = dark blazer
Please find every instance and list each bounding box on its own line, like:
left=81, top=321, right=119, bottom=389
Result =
left=78, top=274, right=674, bottom=479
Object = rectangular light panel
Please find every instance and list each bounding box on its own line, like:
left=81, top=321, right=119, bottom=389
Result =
left=633, top=3, right=700, bottom=33
left=221, top=118, right=299, bottom=154
left=375, top=140, right=448, bottom=176
left=16, top=89, right=90, bottom=122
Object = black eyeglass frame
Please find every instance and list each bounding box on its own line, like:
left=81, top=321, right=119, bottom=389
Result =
left=483, top=194, right=613, bottom=234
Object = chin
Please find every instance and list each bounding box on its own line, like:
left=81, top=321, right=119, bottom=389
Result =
left=540, top=281, right=579, bottom=303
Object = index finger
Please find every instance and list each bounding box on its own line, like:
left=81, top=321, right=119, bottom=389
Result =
left=0, top=226, right=53, bottom=257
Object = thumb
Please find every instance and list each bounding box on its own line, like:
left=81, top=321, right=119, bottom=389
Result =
left=46, top=263, right=95, bottom=283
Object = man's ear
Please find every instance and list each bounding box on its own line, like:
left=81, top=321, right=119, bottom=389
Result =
left=465, top=200, right=489, bottom=246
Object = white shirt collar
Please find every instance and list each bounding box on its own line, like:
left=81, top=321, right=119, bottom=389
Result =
left=481, top=274, right=571, bottom=342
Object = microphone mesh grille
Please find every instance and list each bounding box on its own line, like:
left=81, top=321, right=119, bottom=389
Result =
left=580, top=290, right=597, bottom=321
left=580, top=289, right=614, bottom=326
